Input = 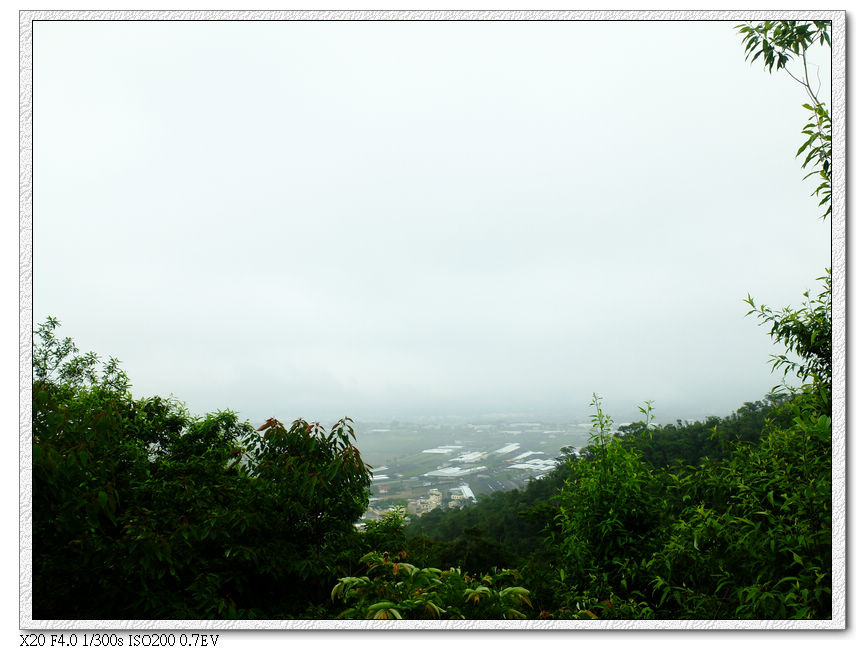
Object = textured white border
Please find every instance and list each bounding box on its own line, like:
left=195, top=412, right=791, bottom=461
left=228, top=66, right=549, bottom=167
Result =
left=19, top=9, right=847, bottom=631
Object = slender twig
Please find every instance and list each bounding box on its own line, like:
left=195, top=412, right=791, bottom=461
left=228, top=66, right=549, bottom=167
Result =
left=800, top=50, right=822, bottom=108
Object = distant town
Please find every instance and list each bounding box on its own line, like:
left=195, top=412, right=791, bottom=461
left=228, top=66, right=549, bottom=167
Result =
left=352, top=419, right=594, bottom=521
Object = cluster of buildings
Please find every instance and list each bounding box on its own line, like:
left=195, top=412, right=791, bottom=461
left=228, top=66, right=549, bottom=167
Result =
left=363, top=483, right=477, bottom=522
left=406, top=484, right=477, bottom=516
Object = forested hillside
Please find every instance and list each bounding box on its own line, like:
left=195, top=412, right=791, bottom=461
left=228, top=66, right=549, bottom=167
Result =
left=401, top=395, right=795, bottom=572
left=31, top=316, right=831, bottom=619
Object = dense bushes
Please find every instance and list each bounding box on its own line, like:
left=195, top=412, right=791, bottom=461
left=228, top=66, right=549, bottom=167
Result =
left=545, top=393, right=831, bottom=619
left=331, top=552, right=533, bottom=620
left=32, top=318, right=371, bottom=619
left=552, top=396, right=667, bottom=613
left=646, top=393, right=831, bottom=618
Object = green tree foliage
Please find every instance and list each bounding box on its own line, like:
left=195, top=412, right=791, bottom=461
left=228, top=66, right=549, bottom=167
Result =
left=360, top=506, right=409, bottom=556
left=551, top=396, right=666, bottom=616
left=331, top=552, right=533, bottom=620
left=617, top=394, right=793, bottom=468
left=746, top=274, right=831, bottom=414
left=548, top=393, right=831, bottom=620
left=737, top=20, right=832, bottom=413
left=736, top=20, right=831, bottom=218
left=645, top=392, right=831, bottom=619
left=32, top=318, right=371, bottom=619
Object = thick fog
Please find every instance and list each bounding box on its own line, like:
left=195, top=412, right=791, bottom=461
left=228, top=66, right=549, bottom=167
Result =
left=32, top=19, right=831, bottom=425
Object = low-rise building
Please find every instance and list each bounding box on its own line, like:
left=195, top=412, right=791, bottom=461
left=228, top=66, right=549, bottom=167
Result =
left=407, top=488, right=443, bottom=516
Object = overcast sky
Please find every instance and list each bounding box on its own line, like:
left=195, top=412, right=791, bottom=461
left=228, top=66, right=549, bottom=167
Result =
left=32, top=18, right=832, bottom=424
